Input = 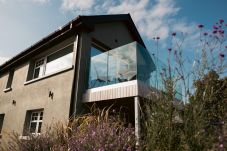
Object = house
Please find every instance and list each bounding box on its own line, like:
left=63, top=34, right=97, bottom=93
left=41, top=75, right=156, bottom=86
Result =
left=0, top=14, right=157, bottom=147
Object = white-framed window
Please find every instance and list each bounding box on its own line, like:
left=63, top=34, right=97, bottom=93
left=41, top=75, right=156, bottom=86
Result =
left=29, top=111, right=43, bottom=134
left=32, top=44, right=74, bottom=79
left=5, top=70, right=14, bottom=89
left=33, top=58, right=45, bottom=79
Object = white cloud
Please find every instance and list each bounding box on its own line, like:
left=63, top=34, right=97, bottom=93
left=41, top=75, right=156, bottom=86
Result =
left=0, top=0, right=6, bottom=3
left=60, top=0, right=192, bottom=41
left=0, top=57, right=9, bottom=65
left=107, top=0, right=180, bottom=40
left=61, top=0, right=94, bottom=11
left=172, top=22, right=196, bottom=34
left=32, top=0, right=50, bottom=4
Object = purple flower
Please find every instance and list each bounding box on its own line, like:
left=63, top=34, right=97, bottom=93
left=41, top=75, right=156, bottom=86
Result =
left=172, top=32, right=176, bottom=36
left=219, top=19, right=224, bottom=24
left=156, top=37, right=160, bottom=40
left=92, top=131, right=96, bottom=136
left=198, top=24, right=204, bottom=28
left=109, top=144, right=114, bottom=148
left=225, top=46, right=227, bottom=49
left=203, top=32, right=208, bottom=36
left=213, top=25, right=219, bottom=30
left=98, top=148, right=104, bottom=151
left=213, top=30, right=217, bottom=34
left=219, top=53, right=225, bottom=58
left=168, top=48, right=172, bottom=52
left=218, top=30, right=224, bottom=34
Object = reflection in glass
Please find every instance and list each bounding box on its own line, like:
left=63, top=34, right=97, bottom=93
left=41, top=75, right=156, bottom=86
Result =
left=88, top=42, right=139, bottom=88
left=88, top=41, right=182, bottom=100
left=29, top=122, right=37, bottom=133
left=33, top=58, right=45, bottom=79
left=45, top=47, right=73, bottom=75
left=89, top=47, right=108, bottom=88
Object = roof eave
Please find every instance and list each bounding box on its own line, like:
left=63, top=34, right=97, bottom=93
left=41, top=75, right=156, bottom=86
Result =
left=0, top=14, right=146, bottom=73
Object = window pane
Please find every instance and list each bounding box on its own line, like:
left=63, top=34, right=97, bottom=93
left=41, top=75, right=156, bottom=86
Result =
left=33, top=66, right=44, bottom=79
left=115, top=44, right=137, bottom=82
left=32, top=116, right=37, bottom=121
left=35, top=59, right=44, bottom=67
left=6, top=70, right=14, bottom=89
left=33, top=113, right=38, bottom=116
left=0, top=114, right=5, bottom=134
left=45, top=46, right=73, bottom=75
left=89, top=47, right=108, bottom=88
left=38, top=122, right=42, bottom=133
left=39, top=112, right=43, bottom=120
left=107, top=52, right=117, bottom=84
left=33, top=68, right=40, bottom=79
left=88, top=43, right=137, bottom=88
left=31, top=112, right=39, bottom=121
left=29, top=122, right=37, bottom=133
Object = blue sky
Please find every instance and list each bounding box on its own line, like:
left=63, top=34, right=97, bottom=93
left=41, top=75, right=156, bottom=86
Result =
left=0, top=0, right=227, bottom=65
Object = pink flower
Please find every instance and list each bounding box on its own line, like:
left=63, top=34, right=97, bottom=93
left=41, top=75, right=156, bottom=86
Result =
left=219, top=19, right=224, bottom=24
left=213, top=25, right=219, bottom=30
left=198, top=24, right=204, bottom=28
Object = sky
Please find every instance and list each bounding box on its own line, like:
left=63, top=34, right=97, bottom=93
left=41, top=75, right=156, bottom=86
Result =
left=0, top=0, right=227, bottom=66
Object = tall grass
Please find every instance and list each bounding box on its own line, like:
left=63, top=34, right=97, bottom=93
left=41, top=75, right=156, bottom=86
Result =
left=6, top=107, right=135, bottom=151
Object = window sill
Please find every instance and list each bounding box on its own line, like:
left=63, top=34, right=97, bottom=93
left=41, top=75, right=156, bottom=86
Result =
left=19, top=136, right=30, bottom=140
left=3, top=87, right=12, bottom=93
left=24, top=66, right=73, bottom=85
left=19, top=133, right=41, bottom=140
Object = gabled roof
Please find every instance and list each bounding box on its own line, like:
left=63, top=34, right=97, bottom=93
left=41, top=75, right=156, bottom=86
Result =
left=0, top=14, right=145, bottom=73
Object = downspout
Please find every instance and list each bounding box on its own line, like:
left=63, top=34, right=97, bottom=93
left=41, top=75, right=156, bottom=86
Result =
left=69, top=34, right=80, bottom=118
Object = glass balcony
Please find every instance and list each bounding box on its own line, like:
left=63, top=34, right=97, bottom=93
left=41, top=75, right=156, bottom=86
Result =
left=88, top=41, right=182, bottom=100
